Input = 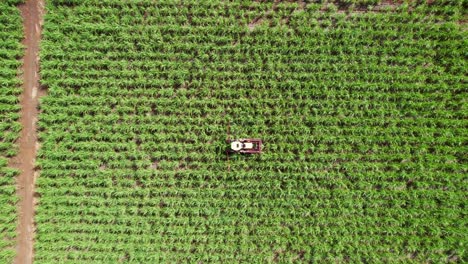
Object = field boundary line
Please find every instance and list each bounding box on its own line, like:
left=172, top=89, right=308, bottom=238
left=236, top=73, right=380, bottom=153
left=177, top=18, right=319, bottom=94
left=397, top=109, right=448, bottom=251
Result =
left=10, top=0, right=45, bottom=263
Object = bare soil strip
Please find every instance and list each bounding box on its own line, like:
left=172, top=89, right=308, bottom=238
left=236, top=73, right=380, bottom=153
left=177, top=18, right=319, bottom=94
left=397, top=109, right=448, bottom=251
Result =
left=11, top=0, right=45, bottom=263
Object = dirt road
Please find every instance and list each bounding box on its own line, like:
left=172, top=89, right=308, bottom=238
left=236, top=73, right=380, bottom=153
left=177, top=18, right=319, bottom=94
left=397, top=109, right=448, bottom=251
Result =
left=11, top=0, right=45, bottom=263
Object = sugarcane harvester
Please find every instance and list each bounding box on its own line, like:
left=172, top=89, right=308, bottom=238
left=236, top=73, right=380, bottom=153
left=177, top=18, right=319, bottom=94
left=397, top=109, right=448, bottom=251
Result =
left=227, top=138, right=262, bottom=154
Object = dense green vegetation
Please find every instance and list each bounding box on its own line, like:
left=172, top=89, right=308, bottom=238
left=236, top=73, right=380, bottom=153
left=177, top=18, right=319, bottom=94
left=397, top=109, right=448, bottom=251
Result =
left=0, top=1, right=23, bottom=262
left=34, top=0, right=466, bottom=263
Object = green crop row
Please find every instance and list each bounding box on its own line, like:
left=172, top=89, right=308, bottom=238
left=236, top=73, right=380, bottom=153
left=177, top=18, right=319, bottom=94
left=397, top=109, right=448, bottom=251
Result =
left=34, top=0, right=467, bottom=263
left=0, top=1, right=23, bottom=263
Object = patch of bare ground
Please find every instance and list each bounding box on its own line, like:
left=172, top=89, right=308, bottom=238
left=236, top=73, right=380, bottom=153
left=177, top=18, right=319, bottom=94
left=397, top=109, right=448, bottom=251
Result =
left=282, top=0, right=308, bottom=25
left=246, top=0, right=448, bottom=30
left=248, top=0, right=406, bottom=29
left=335, top=0, right=444, bottom=13
left=253, top=0, right=436, bottom=28
left=9, top=0, right=45, bottom=263
left=248, top=0, right=280, bottom=31
left=323, top=0, right=405, bottom=14
left=248, top=1, right=309, bottom=30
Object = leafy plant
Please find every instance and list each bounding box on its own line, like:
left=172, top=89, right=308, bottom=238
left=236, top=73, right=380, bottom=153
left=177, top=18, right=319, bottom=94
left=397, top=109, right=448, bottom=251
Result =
left=32, top=0, right=467, bottom=263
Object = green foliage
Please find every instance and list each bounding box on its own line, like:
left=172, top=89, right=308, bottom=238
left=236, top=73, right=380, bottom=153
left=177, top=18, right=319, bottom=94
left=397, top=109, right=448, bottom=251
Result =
left=2, top=0, right=24, bottom=5
left=0, top=2, right=22, bottom=263
left=35, top=0, right=466, bottom=263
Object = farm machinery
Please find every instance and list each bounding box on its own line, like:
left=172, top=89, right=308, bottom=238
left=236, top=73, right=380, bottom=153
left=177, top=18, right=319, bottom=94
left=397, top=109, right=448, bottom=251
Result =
left=227, top=138, right=262, bottom=154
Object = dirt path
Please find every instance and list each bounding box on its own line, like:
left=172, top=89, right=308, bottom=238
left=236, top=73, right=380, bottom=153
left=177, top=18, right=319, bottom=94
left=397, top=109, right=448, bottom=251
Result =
left=10, top=0, right=45, bottom=263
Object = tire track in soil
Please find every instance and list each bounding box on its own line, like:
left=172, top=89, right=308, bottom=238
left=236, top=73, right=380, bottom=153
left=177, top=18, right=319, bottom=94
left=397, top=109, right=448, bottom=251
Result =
left=10, top=0, right=45, bottom=263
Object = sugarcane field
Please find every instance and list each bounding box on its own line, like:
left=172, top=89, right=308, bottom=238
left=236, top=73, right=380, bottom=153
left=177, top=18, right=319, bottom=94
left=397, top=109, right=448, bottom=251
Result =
left=0, top=0, right=466, bottom=263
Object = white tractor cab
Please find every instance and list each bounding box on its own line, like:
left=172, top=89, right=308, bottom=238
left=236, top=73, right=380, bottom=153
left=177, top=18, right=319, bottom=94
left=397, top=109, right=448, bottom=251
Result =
left=228, top=138, right=262, bottom=154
